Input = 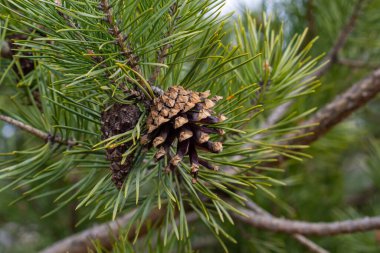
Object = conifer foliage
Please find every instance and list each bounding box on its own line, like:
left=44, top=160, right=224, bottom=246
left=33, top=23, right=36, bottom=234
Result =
left=1, top=0, right=362, bottom=251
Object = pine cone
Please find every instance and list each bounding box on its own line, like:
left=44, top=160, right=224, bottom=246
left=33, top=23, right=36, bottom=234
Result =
left=101, top=103, right=141, bottom=189
left=142, top=86, right=225, bottom=183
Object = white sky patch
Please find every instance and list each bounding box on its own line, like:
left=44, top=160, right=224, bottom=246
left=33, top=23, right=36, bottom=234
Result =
left=2, top=124, right=16, bottom=139
left=221, top=0, right=263, bottom=16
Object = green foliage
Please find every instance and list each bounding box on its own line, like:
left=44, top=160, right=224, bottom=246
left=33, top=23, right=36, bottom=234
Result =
left=0, top=1, right=320, bottom=250
left=2, top=0, right=379, bottom=252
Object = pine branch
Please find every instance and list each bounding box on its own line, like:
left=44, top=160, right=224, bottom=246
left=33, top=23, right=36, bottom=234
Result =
left=35, top=21, right=380, bottom=252
left=234, top=208, right=380, bottom=236
left=286, top=68, right=380, bottom=146
left=245, top=199, right=329, bottom=253
left=0, top=114, right=76, bottom=146
left=263, top=0, right=366, bottom=128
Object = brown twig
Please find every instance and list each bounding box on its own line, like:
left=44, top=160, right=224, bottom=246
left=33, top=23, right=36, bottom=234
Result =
left=234, top=208, right=380, bottom=236
left=285, top=68, right=380, bottom=146
left=100, top=0, right=139, bottom=69
left=305, top=0, right=316, bottom=45
left=148, top=44, right=172, bottom=84
left=41, top=209, right=197, bottom=253
left=148, top=3, right=178, bottom=84
left=0, top=114, right=76, bottom=146
left=262, top=0, right=366, bottom=129
left=338, top=57, right=379, bottom=69
left=314, top=0, right=366, bottom=78
left=99, top=0, right=159, bottom=102
left=245, top=199, right=329, bottom=253
left=54, top=0, right=78, bottom=29
left=40, top=210, right=136, bottom=253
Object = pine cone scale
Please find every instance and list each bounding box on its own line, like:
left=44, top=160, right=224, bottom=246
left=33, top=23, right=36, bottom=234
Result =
left=143, top=86, right=225, bottom=182
left=101, top=104, right=141, bottom=189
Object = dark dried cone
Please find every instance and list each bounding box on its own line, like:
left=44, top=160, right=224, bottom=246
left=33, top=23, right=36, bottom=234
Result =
left=141, top=86, right=226, bottom=183
left=1, top=34, right=35, bottom=75
left=101, top=103, right=141, bottom=189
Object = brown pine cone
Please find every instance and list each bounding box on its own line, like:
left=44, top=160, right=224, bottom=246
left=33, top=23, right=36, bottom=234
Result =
left=101, top=103, right=141, bottom=189
left=141, top=86, right=225, bottom=183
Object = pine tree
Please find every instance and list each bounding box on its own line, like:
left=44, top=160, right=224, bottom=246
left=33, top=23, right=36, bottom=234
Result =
left=1, top=0, right=380, bottom=252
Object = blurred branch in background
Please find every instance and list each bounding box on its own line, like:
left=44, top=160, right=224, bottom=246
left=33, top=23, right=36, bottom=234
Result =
left=40, top=210, right=137, bottom=253
left=286, top=68, right=380, bottom=146
left=0, top=114, right=76, bottom=146
left=234, top=208, right=380, bottom=236
left=244, top=198, right=329, bottom=253
left=338, top=57, right=379, bottom=69
left=313, top=0, right=367, bottom=78
left=264, top=0, right=367, bottom=128
left=41, top=209, right=198, bottom=253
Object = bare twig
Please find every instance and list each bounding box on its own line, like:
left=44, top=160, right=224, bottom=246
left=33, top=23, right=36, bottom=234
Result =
left=285, top=68, right=380, bottom=146
left=338, top=57, right=379, bottom=69
left=293, top=234, right=329, bottom=253
left=148, top=44, right=172, bottom=85
left=100, top=0, right=139, bottom=70
left=40, top=210, right=136, bottom=253
left=99, top=0, right=157, bottom=101
left=148, top=3, right=178, bottom=84
left=314, top=0, right=366, bottom=78
left=245, top=199, right=329, bottom=253
left=54, top=0, right=79, bottom=29
left=234, top=208, right=380, bottom=236
left=262, top=0, right=366, bottom=128
left=0, top=114, right=76, bottom=146
left=41, top=209, right=197, bottom=253
left=305, top=0, right=316, bottom=45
